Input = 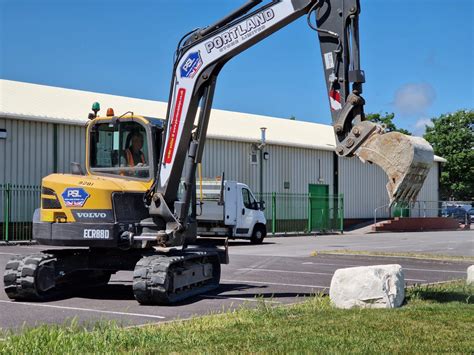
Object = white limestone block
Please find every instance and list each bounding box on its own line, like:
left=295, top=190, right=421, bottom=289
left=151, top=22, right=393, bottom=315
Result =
left=330, top=264, right=405, bottom=309
left=467, top=265, right=474, bottom=285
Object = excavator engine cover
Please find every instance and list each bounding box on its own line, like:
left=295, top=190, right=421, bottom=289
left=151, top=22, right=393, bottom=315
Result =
left=355, top=131, right=434, bottom=205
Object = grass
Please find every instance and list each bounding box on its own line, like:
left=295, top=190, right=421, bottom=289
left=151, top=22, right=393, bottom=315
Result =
left=1, top=281, right=473, bottom=354
left=313, top=249, right=474, bottom=262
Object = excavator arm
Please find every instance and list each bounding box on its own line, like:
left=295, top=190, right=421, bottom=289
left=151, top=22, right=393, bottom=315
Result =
left=148, top=0, right=433, bottom=246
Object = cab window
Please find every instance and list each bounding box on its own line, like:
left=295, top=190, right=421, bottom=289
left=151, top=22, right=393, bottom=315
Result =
left=242, top=188, right=257, bottom=209
left=89, top=121, right=150, bottom=179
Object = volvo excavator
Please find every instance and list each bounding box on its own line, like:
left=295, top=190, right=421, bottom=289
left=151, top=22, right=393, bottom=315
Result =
left=4, top=0, right=433, bottom=304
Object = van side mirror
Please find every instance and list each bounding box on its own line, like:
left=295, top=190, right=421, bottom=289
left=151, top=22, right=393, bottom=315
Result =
left=259, top=201, right=266, bottom=211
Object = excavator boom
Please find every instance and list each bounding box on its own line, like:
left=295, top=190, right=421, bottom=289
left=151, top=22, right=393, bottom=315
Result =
left=149, top=0, right=433, bottom=247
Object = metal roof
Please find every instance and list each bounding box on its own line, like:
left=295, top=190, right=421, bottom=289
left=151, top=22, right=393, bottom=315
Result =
left=0, top=79, right=335, bottom=151
left=0, top=79, right=446, bottom=161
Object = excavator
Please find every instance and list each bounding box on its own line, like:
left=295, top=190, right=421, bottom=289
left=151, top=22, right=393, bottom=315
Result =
left=4, top=0, right=433, bottom=304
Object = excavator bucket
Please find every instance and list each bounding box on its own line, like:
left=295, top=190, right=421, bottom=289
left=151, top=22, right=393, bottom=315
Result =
left=355, top=131, right=434, bottom=205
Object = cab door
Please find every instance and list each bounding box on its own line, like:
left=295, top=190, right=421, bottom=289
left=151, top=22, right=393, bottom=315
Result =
left=235, top=186, right=258, bottom=236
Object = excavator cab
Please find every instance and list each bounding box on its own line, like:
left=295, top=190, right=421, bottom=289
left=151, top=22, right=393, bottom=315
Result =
left=87, top=113, right=164, bottom=181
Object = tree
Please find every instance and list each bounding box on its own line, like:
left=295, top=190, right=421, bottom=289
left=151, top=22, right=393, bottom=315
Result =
left=423, top=110, right=474, bottom=201
left=366, top=112, right=411, bottom=135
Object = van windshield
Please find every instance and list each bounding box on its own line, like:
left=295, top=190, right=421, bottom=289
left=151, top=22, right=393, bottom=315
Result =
left=89, top=121, right=151, bottom=179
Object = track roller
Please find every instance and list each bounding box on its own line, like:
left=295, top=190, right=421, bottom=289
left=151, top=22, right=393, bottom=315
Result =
left=133, top=252, right=221, bottom=305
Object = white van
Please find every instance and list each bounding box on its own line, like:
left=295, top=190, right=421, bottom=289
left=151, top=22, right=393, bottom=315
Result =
left=196, top=180, right=267, bottom=244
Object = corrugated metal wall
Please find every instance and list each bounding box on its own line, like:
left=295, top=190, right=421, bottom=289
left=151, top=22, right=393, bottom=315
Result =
left=0, top=117, right=85, bottom=185
left=413, top=163, right=440, bottom=217
left=0, top=117, right=54, bottom=185
left=0, top=116, right=440, bottom=220
left=339, top=157, right=389, bottom=219
left=201, top=138, right=334, bottom=194
left=57, top=124, right=86, bottom=173
left=339, top=157, right=439, bottom=219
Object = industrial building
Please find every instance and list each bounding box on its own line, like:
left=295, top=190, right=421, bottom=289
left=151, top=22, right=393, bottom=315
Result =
left=0, top=79, right=444, bottom=234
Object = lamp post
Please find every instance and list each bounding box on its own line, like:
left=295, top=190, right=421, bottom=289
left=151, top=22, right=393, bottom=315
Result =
left=258, top=127, right=266, bottom=202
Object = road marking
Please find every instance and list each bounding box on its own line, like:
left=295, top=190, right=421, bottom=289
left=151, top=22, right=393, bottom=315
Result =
left=301, top=262, right=467, bottom=274
left=302, top=261, right=360, bottom=267
left=222, top=279, right=328, bottom=289
left=238, top=268, right=426, bottom=282
left=238, top=267, right=333, bottom=276
left=0, top=300, right=166, bottom=319
left=403, top=267, right=466, bottom=274
left=201, top=295, right=281, bottom=303
left=0, top=252, right=20, bottom=256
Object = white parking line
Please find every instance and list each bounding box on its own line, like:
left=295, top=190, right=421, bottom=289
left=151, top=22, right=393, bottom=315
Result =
left=0, top=300, right=165, bottom=319
left=301, top=261, right=360, bottom=267
left=301, top=262, right=467, bottom=274
left=238, top=266, right=427, bottom=282
left=201, top=295, right=281, bottom=303
left=238, top=268, right=333, bottom=276
left=404, top=267, right=466, bottom=274
left=222, top=279, right=328, bottom=289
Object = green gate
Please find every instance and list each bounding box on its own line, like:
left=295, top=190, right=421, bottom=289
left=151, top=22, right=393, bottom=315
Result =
left=308, top=184, right=329, bottom=231
left=1, top=184, right=41, bottom=242
left=257, top=191, right=343, bottom=234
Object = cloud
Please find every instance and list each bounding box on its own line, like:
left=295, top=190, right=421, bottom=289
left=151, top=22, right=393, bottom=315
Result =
left=392, top=83, right=436, bottom=116
left=413, top=117, right=434, bottom=136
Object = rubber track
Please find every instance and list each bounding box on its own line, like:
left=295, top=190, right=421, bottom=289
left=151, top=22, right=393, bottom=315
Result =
left=133, top=252, right=220, bottom=305
left=4, top=253, right=56, bottom=301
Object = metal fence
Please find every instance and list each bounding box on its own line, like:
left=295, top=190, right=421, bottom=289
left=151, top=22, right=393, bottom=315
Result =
left=374, top=200, right=473, bottom=226
left=257, top=192, right=344, bottom=235
left=0, top=184, right=41, bottom=242
left=0, top=185, right=344, bottom=242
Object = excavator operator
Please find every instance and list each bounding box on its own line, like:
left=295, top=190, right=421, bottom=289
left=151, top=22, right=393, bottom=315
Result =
left=125, top=131, right=146, bottom=167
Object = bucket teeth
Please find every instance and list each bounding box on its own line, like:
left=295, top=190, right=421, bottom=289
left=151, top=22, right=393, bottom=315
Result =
left=354, top=131, right=434, bottom=205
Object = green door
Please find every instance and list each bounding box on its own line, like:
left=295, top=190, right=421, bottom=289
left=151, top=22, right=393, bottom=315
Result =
left=309, top=184, right=329, bottom=231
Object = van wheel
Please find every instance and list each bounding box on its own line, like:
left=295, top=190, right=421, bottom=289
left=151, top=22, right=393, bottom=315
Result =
left=250, top=225, right=266, bottom=244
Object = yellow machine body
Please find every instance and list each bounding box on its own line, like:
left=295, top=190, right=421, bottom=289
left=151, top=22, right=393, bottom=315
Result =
left=41, top=114, right=154, bottom=223
left=34, top=114, right=164, bottom=247
left=40, top=174, right=151, bottom=223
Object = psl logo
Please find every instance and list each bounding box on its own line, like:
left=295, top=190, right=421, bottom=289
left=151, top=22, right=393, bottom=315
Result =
left=62, top=187, right=90, bottom=207
left=180, top=51, right=203, bottom=78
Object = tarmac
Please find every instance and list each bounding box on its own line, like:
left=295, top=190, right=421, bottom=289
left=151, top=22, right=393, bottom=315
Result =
left=0, top=230, right=472, bottom=331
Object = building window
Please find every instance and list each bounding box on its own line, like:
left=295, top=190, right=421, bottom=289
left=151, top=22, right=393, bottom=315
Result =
left=250, top=152, right=258, bottom=165
left=0, top=129, right=6, bottom=139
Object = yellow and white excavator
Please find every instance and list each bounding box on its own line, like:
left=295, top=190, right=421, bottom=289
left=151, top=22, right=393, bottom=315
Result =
left=4, top=0, right=433, bottom=304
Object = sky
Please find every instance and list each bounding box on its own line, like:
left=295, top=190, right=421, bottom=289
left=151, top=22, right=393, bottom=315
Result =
left=1, top=0, right=473, bottom=136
